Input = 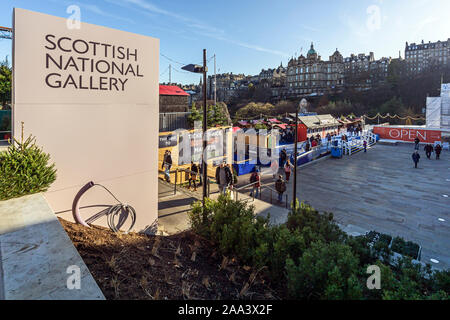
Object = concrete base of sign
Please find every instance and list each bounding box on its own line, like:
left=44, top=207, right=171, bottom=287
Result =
left=0, top=194, right=104, bottom=300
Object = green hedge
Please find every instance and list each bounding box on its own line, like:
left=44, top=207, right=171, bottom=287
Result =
left=189, top=194, right=449, bottom=300
left=0, top=135, right=56, bottom=201
left=391, top=237, right=420, bottom=260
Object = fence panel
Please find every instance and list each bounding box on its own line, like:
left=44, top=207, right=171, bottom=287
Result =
left=159, top=112, right=191, bottom=132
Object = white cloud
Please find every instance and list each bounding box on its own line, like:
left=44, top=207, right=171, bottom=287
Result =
left=108, top=0, right=288, bottom=57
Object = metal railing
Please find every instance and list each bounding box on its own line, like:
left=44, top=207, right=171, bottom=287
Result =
left=232, top=180, right=289, bottom=208
left=159, top=166, right=216, bottom=197
left=232, top=181, right=259, bottom=203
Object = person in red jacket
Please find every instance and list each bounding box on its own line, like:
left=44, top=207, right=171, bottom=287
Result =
left=284, top=160, right=293, bottom=182
left=435, top=144, right=442, bottom=160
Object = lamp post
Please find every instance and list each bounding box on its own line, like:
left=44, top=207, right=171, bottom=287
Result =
left=182, top=49, right=208, bottom=208
left=293, top=98, right=307, bottom=210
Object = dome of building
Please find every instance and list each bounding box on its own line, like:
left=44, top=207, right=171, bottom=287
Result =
left=307, top=42, right=316, bottom=55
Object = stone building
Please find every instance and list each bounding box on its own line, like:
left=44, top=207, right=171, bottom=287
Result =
left=159, top=85, right=190, bottom=113
left=255, top=63, right=287, bottom=98
left=286, top=43, right=345, bottom=98
left=344, top=53, right=390, bottom=90
left=206, top=72, right=249, bottom=102
left=405, top=39, right=450, bottom=74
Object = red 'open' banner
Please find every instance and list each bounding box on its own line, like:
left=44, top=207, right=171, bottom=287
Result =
left=373, top=126, right=441, bottom=143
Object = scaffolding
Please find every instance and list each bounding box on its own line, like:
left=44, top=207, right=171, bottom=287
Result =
left=426, top=97, right=442, bottom=128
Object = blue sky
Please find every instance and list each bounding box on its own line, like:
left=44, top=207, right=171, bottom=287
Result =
left=1, top=0, right=449, bottom=84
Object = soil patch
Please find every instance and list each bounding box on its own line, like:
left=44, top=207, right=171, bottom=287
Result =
left=59, top=218, right=280, bottom=300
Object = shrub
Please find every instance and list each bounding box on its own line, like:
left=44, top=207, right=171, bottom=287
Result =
left=391, top=236, right=420, bottom=260
left=260, top=225, right=306, bottom=281
left=189, top=194, right=304, bottom=280
left=286, top=202, right=346, bottom=245
left=285, top=241, right=363, bottom=300
left=380, top=257, right=448, bottom=300
left=0, top=134, right=56, bottom=201
left=188, top=195, right=449, bottom=300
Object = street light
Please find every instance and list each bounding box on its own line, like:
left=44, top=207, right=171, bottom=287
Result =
left=293, top=98, right=307, bottom=210
left=182, top=50, right=208, bottom=209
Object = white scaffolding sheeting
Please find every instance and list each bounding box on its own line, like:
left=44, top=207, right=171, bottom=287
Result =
left=426, top=97, right=441, bottom=128
left=442, top=84, right=450, bottom=129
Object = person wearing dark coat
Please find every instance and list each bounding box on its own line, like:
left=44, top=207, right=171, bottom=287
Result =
left=305, top=140, right=311, bottom=152
left=412, top=151, right=420, bottom=168
left=280, top=149, right=287, bottom=167
left=162, top=151, right=172, bottom=182
left=424, top=144, right=433, bottom=159
left=435, top=144, right=442, bottom=160
left=275, top=175, right=286, bottom=203
left=414, top=137, right=420, bottom=150
left=189, top=161, right=199, bottom=191
left=215, top=161, right=233, bottom=194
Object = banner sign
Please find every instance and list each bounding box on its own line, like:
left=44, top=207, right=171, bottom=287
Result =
left=373, top=126, right=441, bottom=143
left=13, top=8, right=159, bottom=233
left=159, top=134, right=177, bottom=148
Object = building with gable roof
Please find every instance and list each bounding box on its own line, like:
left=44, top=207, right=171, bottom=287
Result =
left=286, top=43, right=345, bottom=98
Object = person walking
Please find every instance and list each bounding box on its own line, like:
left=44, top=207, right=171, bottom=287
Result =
left=412, top=150, right=420, bottom=168
left=162, top=150, right=172, bottom=182
left=275, top=175, right=287, bottom=203
left=215, top=161, right=233, bottom=195
left=284, top=160, right=293, bottom=182
left=280, top=148, right=287, bottom=167
left=435, top=143, right=442, bottom=160
left=249, top=169, right=261, bottom=199
left=424, top=144, right=433, bottom=159
left=188, top=161, right=199, bottom=191
left=363, top=140, right=367, bottom=153
left=414, top=137, right=420, bottom=151
left=305, top=140, right=311, bottom=152
left=270, top=159, right=279, bottom=179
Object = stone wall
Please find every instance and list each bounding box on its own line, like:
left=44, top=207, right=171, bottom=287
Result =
left=160, top=95, right=189, bottom=112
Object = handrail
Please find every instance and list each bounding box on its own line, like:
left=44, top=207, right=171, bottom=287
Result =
left=234, top=180, right=260, bottom=191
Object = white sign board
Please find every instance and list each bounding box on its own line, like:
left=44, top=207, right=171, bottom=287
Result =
left=13, top=8, right=160, bottom=232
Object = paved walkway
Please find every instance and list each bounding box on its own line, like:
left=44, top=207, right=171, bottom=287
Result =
left=0, top=194, right=104, bottom=299
left=158, top=145, right=449, bottom=271
left=157, top=179, right=290, bottom=235
left=282, top=143, right=449, bottom=270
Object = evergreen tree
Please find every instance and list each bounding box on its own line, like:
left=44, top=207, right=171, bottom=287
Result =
left=187, top=102, right=202, bottom=128
left=0, top=60, right=12, bottom=106
left=0, top=124, right=57, bottom=201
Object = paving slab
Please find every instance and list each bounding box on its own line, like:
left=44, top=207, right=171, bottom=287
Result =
left=0, top=194, right=104, bottom=300
left=157, top=179, right=290, bottom=234
left=293, top=144, right=450, bottom=270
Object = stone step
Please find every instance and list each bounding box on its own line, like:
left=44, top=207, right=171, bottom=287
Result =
left=0, top=194, right=105, bottom=300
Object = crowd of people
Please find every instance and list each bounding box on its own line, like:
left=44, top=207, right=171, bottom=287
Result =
left=163, top=124, right=445, bottom=206
left=279, top=127, right=295, bottom=144
left=411, top=137, right=443, bottom=168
